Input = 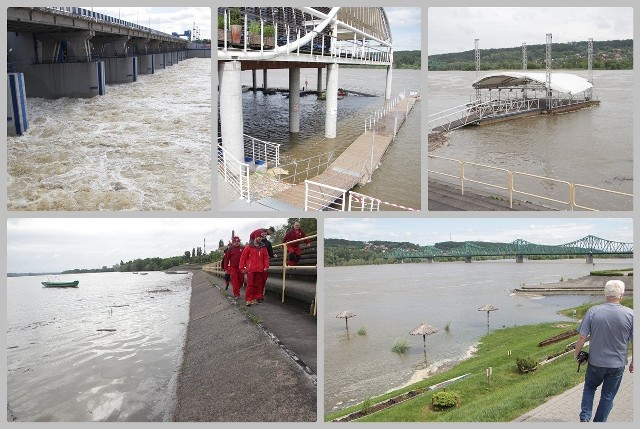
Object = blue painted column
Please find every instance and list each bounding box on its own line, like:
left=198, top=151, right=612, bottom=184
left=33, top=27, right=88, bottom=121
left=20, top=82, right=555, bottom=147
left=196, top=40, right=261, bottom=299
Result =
left=7, top=73, right=28, bottom=136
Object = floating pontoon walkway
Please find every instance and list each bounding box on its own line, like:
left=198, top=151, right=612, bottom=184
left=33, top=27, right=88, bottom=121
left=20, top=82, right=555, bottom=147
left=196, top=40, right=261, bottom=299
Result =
left=258, top=94, right=419, bottom=210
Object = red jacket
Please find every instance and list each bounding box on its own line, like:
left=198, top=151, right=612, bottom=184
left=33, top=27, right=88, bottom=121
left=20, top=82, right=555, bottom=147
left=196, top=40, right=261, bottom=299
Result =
left=283, top=228, right=310, bottom=247
left=239, top=242, right=269, bottom=273
left=222, top=245, right=243, bottom=269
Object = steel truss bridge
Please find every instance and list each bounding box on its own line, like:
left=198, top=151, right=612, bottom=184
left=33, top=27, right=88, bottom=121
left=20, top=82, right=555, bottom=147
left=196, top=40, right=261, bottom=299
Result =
left=389, top=235, right=633, bottom=260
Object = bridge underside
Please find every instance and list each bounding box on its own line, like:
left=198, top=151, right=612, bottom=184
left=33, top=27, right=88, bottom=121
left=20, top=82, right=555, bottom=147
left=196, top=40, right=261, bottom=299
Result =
left=239, top=61, right=325, bottom=71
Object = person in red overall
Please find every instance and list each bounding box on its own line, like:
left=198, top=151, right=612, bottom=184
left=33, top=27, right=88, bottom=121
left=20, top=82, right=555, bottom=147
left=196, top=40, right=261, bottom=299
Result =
left=239, top=233, right=269, bottom=306
left=222, top=241, right=232, bottom=290
left=222, top=236, right=244, bottom=300
left=249, top=227, right=276, bottom=302
left=282, top=221, right=311, bottom=266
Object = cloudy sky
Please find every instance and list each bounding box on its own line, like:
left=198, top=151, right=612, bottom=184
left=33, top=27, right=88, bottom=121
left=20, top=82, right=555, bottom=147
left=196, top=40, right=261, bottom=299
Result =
left=6, top=218, right=289, bottom=273
left=326, top=218, right=633, bottom=246
left=428, top=7, right=633, bottom=55
left=386, top=7, right=422, bottom=51
left=83, top=7, right=211, bottom=40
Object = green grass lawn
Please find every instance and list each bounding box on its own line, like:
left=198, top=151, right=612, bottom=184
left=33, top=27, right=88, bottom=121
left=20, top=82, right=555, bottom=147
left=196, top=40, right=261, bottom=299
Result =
left=326, top=298, right=633, bottom=422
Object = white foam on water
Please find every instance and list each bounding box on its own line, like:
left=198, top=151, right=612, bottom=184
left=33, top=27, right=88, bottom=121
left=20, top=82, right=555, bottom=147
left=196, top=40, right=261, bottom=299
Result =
left=7, top=58, right=211, bottom=211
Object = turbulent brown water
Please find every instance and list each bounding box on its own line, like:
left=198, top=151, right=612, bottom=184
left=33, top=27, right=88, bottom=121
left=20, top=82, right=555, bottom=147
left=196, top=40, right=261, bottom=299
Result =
left=7, top=58, right=211, bottom=211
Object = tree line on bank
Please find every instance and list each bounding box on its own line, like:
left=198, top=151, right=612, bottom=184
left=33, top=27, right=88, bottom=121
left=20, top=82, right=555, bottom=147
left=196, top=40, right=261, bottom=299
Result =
left=325, top=238, right=632, bottom=267
left=61, top=218, right=317, bottom=274
left=429, top=39, right=632, bottom=71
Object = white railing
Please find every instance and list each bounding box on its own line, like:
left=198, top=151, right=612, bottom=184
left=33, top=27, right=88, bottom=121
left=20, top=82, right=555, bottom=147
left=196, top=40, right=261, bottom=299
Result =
left=243, top=134, right=280, bottom=167
left=428, top=155, right=633, bottom=211
left=218, top=142, right=251, bottom=202
left=364, top=91, right=407, bottom=133
left=348, top=191, right=418, bottom=211
left=304, top=180, right=347, bottom=211
left=277, top=151, right=337, bottom=184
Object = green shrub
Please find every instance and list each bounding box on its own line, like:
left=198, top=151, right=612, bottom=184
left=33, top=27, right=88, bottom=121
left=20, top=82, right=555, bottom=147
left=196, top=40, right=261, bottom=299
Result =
left=248, top=21, right=261, bottom=35
left=431, top=391, right=461, bottom=410
left=357, top=326, right=367, bottom=336
left=516, top=355, right=538, bottom=373
left=444, top=321, right=451, bottom=332
left=391, top=338, right=410, bottom=354
left=229, top=8, right=242, bottom=25
left=361, top=397, right=373, bottom=415
left=217, top=14, right=225, bottom=29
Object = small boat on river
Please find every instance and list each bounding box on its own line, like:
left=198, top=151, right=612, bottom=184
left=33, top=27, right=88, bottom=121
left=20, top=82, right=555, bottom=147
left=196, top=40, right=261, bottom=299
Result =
left=42, top=279, right=79, bottom=288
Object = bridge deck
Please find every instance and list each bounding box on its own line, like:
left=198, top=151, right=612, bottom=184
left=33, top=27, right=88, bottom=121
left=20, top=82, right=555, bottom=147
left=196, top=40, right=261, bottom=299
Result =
left=263, top=95, right=418, bottom=210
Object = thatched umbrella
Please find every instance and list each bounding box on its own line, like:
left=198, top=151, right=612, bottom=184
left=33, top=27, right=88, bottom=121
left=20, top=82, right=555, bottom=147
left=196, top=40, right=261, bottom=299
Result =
left=478, top=304, right=498, bottom=331
left=336, top=310, right=356, bottom=330
left=410, top=323, right=439, bottom=349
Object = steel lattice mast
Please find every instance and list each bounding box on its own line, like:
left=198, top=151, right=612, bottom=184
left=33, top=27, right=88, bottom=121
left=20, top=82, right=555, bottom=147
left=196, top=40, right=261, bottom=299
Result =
left=545, top=33, right=552, bottom=110
left=475, top=38, right=480, bottom=100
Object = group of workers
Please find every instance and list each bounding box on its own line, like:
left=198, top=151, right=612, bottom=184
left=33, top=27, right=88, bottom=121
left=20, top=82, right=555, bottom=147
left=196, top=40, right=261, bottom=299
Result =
left=221, top=222, right=311, bottom=306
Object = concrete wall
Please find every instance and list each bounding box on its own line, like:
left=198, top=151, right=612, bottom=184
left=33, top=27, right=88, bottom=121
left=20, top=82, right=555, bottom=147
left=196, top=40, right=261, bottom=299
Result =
left=7, top=32, right=37, bottom=72
left=138, top=54, right=154, bottom=75
left=22, top=61, right=105, bottom=98
left=153, top=53, right=167, bottom=70
left=103, top=57, right=138, bottom=84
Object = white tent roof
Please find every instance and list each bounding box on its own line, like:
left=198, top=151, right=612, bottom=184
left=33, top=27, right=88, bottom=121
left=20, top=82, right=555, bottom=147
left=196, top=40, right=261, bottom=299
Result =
left=472, top=72, right=593, bottom=95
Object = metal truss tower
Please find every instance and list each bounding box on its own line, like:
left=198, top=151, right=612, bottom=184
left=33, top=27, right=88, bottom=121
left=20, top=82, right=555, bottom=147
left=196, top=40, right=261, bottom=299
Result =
left=522, top=42, right=527, bottom=70
left=545, top=33, right=552, bottom=110
left=475, top=38, right=480, bottom=100
left=587, top=38, right=593, bottom=83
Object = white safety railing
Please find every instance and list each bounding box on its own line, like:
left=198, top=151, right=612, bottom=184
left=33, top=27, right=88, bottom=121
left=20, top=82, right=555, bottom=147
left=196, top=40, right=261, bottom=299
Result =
left=348, top=191, right=418, bottom=211
left=364, top=91, right=407, bottom=133
left=218, top=141, right=251, bottom=202
left=304, top=180, right=347, bottom=211
left=429, top=155, right=633, bottom=211
left=243, top=134, right=280, bottom=167
left=277, top=151, right=337, bottom=184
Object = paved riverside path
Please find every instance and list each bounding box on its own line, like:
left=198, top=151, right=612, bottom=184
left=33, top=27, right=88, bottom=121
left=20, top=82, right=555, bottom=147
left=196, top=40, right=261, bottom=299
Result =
left=172, top=271, right=316, bottom=422
left=514, top=364, right=633, bottom=422
left=260, top=95, right=419, bottom=210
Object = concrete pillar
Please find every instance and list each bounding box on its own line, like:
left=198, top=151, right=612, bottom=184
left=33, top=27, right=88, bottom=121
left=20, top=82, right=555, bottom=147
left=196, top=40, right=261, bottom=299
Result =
left=148, top=40, right=161, bottom=54
left=7, top=73, right=28, bottom=136
left=586, top=254, right=594, bottom=264
left=464, top=256, right=472, bottom=263
left=131, top=38, right=149, bottom=55
left=37, top=31, right=95, bottom=62
left=426, top=257, right=433, bottom=264
left=153, top=53, right=166, bottom=69
left=263, top=69, right=268, bottom=90
left=252, top=69, right=257, bottom=92
left=91, top=36, right=130, bottom=57
left=289, top=67, right=301, bottom=133
left=103, top=57, right=138, bottom=84
left=516, top=255, right=524, bottom=263
left=385, top=65, right=393, bottom=100
left=138, top=54, right=154, bottom=75
left=219, top=61, right=245, bottom=164
left=22, top=61, right=105, bottom=98
left=317, top=67, right=323, bottom=93
left=325, top=63, right=339, bottom=138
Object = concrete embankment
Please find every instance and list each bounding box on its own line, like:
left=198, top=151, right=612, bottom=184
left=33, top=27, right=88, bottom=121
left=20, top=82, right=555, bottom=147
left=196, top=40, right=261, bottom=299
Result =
left=172, top=271, right=316, bottom=422
left=513, top=275, right=632, bottom=296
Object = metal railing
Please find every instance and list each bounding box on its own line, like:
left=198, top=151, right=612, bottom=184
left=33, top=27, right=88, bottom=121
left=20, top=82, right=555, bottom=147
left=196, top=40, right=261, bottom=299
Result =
left=275, top=234, right=318, bottom=315
left=348, top=191, right=418, bottom=211
left=243, top=134, right=280, bottom=167
left=277, top=151, right=337, bottom=184
left=218, top=142, right=251, bottom=202
left=304, top=181, right=348, bottom=211
left=428, top=155, right=633, bottom=211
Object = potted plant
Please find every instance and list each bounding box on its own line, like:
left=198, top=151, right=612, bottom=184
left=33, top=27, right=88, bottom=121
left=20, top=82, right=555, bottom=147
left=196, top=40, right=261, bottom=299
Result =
left=263, top=24, right=275, bottom=49
left=248, top=21, right=276, bottom=49
left=247, top=21, right=261, bottom=48
left=217, top=14, right=226, bottom=46
left=229, top=8, right=243, bottom=46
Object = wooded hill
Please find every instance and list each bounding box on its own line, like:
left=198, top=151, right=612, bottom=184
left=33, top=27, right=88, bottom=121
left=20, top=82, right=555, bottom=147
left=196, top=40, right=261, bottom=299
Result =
left=428, top=39, right=632, bottom=71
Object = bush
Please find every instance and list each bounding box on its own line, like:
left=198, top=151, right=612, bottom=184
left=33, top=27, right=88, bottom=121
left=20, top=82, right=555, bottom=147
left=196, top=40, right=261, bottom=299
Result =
left=516, top=355, right=538, bottom=373
left=361, top=397, right=373, bottom=415
left=391, top=338, right=410, bottom=354
left=431, top=391, right=461, bottom=410
left=357, top=326, right=367, bottom=336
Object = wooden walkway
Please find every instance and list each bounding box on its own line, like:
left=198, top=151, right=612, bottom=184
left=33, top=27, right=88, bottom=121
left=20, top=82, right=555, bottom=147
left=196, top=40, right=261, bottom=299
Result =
left=262, top=95, right=419, bottom=210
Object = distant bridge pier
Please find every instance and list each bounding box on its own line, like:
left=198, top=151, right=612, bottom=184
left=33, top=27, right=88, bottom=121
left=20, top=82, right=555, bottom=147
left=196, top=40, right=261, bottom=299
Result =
left=104, top=56, right=138, bottom=83
left=426, top=257, right=434, bottom=263
left=516, top=255, right=524, bottom=263
left=138, top=54, right=155, bottom=74
left=289, top=67, right=301, bottom=133
left=153, top=53, right=167, bottom=70
left=219, top=61, right=245, bottom=163
left=325, top=63, right=339, bottom=138
left=465, top=256, right=472, bottom=263
left=385, top=65, right=392, bottom=100
left=317, top=68, right=323, bottom=93
left=586, top=254, right=594, bottom=264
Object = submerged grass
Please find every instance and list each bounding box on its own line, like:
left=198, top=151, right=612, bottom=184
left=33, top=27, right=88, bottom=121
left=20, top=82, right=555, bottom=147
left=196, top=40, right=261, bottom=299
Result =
left=326, top=299, right=633, bottom=422
left=391, top=338, right=410, bottom=354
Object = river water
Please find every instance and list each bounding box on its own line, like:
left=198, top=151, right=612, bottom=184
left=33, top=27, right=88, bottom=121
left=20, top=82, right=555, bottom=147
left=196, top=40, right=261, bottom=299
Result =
left=239, top=68, right=421, bottom=209
left=6, top=272, right=192, bottom=421
left=324, top=258, right=630, bottom=412
left=7, top=58, right=211, bottom=211
left=428, top=70, right=632, bottom=209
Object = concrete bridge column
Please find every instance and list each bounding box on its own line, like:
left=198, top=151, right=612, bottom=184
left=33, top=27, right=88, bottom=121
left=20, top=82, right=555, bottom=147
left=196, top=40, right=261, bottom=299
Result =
left=91, top=36, right=130, bottom=57
left=7, top=73, right=28, bottom=136
left=586, top=254, right=594, bottom=264
left=252, top=70, right=257, bottom=92
left=289, top=67, right=301, bottom=133
left=385, top=64, right=393, bottom=100
left=23, top=61, right=105, bottom=98
left=325, top=63, right=339, bottom=138
left=317, top=68, right=323, bottom=93
left=464, top=256, right=472, bottom=263
left=103, top=56, right=138, bottom=83
left=153, top=53, right=166, bottom=70
left=426, top=257, right=434, bottom=264
left=263, top=69, right=268, bottom=90
left=131, top=38, right=149, bottom=55
left=37, top=31, right=95, bottom=62
left=148, top=40, right=161, bottom=54
left=516, top=255, right=524, bottom=263
left=219, top=61, right=245, bottom=165
left=138, top=55, right=154, bottom=75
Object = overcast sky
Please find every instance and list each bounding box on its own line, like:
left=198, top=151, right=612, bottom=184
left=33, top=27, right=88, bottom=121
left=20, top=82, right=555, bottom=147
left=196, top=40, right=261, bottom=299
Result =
left=428, top=7, right=633, bottom=55
left=386, top=7, right=421, bottom=51
left=82, top=7, right=211, bottom=40
left=6, top=218, right=288, bottom=273
left=326, top=218, right=633, bottom=246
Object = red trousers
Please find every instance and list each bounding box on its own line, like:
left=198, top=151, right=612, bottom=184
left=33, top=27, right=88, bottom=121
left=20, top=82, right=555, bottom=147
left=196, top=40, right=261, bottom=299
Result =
left=256, top=271, right=268, bottom=300
left=245, top=271, right=263, bottom=302
left=228, top=267, right=244, bottom=297
left=287, top=245, right=302, bottom=266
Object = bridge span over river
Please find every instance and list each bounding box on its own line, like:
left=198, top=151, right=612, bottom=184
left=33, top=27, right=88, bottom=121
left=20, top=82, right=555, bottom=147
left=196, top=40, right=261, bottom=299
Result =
left=389, top=235, right=633, bottom=264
